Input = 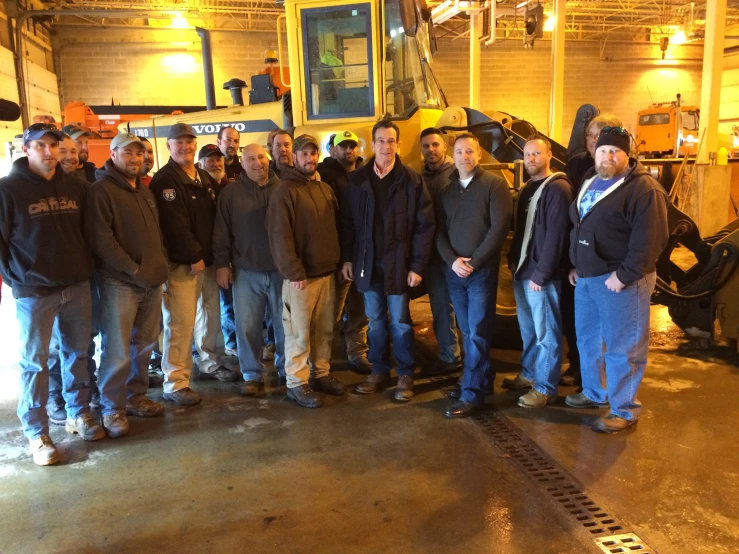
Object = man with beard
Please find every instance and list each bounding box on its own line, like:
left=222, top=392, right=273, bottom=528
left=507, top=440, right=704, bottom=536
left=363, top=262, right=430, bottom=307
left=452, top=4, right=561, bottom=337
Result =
left=57, top=135, right=80, bottom=176
left=565, top=127, right=668, bottom=433
left=198, top=144, right=227, bottom=190
left=150, top=123, right=239, bottom=407
left=268, top=134, right=345, bottom=408
left=85, top=133, right=169, bottom=437
left=506, top=137, right=573, bottom=408
left=217, top=127, right=243, bottom=183
left=139, top=137, right=155, bottom=187
left=62, top=125, right=96, bottom=183
left=267, top=129, right=294, bottom=178
left=317, top=130, right=370, bottom=374
left=214, top=144, right=285, bottom=395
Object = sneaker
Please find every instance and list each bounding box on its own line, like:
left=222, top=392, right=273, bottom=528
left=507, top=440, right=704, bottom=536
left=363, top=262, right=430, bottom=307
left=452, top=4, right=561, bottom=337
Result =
left=126, top=396, right=164, bottom=418
left=47, top=399, right=67, bottom=426
left=102, top=413, right=130, bottom=438
left=394, top=375, right=414, bottom=402
left=309, top=375, right=346, bottom=396
left=355, top=372, right=391, bottom=394
left=29, top=435, right=61, bottom=466
left=148, top=368, right=164, bottom=388
left=240, top=380, right=264, bottom=396
left=518, top=389, right=558, bottom=408
left=163, top=387, right=202, bottom=406
left=89, top=388, right=101, bottom=409
left=565, top=392, right=609, bottom=409
left=199, top=366, right=240, bottom=382
left=65, top=413, right=106, bottom=441
left=348, top=357, right=372, bottom=374
left=261, top=343, right=276, bottom=362
left=501, top=373, right=533, bottom=390
left=286, top=384, right=323, bottom=408
left=592, top=414, right=637, bottom=433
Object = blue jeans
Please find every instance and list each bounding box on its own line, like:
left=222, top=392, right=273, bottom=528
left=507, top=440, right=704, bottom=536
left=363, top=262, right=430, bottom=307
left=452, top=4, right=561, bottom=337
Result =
left=514, top=279, right=563, bottom=395
left=446, top=266, right=497, bottom=405
left=220, top=285, right=237, bottom=352
left=48, top=275, right=100, bottom=405
left=363, top=277, right=415, bottom=377
left=575, top=272, right=656, bottom=421
left=15, top=281, right=93, bottom=439
left=98, top=278, right=163, bottom=415
left=426, top=262, right=461, bottom=364
left=233, top=268, right=285, bottom=381
left=264, top=305, right=275, bottom=346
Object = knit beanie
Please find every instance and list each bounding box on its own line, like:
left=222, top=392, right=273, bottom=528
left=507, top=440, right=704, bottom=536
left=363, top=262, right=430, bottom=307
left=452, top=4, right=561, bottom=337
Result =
left=596, top=129, right=631, bottom=153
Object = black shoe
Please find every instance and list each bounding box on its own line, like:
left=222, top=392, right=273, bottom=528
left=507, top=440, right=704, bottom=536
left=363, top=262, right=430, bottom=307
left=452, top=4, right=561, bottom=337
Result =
left=445, top=401, right=478, bottom=418
left=199, top=367, right=240, bottom=382
left=47, top=399, right=66, bottom=426
left=287, top=384, right=323, bottom=408
left=447, top=388, right=461, bottom=400
left=423, top=359, right=463, bottom=376
left=348, top=357, right=372, bottom=374
left=309, top=375, right=346, bottom=396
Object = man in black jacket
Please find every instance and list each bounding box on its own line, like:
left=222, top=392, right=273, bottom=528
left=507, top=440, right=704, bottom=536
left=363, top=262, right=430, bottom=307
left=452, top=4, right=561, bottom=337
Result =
left=150, top=123, right=239, bottom=407
left=62, top=124, right=96, bottom=183
left=341, top=120, right=435, bottom=402
left=317, top=130, right=370, bottom=374
left=0, top=123, right=104, bottom=466
left=436, top=134, right=511, bottom=418
left=507, top=136, right=573, bottom=409
left=86, top=133, right=169, bottom=437
left=217, top=126, right=243, bottom=183
left=565, top=127, right=669, bottom=433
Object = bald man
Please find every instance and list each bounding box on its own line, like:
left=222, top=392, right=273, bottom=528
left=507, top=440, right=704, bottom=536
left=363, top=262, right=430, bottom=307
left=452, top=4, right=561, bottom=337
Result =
left=212, top=144, right=285, bottom=396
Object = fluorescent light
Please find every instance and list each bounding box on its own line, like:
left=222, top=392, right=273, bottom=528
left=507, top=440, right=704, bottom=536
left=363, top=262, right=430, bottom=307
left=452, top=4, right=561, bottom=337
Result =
left=543, top=14, right=555, bottom=31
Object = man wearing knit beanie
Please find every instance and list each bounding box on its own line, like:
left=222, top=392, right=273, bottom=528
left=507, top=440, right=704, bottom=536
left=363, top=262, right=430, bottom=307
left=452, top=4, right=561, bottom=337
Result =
left=565, top=127, right=669, bottom=433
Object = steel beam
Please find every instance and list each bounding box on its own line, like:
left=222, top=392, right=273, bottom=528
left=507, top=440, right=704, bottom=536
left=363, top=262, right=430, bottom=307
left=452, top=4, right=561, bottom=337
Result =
left=698, top=0, right=727, bottom=163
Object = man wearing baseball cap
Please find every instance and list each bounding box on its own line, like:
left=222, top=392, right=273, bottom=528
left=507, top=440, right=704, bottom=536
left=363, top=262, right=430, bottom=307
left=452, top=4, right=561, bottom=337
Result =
left=565, top=127, right=669, bottom=433
left=268, top=134, right=345, bottom=408
left=198, top=144, right=227, bottom=189
left=62, top=124, right=96, bottom=183
left=0, top=123, right=102, bottom=465
left=85, top=133, right=169, bottom=437
left=150, top=123, right=239, bottom=407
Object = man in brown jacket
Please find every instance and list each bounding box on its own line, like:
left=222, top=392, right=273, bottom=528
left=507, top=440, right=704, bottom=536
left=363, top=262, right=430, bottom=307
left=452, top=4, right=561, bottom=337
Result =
left=267, top=134, right=345, bottom=408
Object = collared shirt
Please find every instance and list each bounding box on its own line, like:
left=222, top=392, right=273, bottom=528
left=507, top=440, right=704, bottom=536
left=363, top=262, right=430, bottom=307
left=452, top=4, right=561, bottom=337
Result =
left=374, top=158, right=395, bottom=179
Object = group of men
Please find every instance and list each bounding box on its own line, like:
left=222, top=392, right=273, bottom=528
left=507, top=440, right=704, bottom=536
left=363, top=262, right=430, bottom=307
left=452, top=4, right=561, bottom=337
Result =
left=0, top=112, right=668, bottom=467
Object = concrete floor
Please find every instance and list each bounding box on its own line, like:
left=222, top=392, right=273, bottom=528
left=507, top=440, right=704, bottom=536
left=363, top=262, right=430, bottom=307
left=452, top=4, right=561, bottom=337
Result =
left=0, top=285, right=738, bottom=554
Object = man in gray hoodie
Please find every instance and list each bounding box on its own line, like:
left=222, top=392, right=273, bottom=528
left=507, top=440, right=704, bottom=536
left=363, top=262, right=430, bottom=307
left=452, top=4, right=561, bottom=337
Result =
left=85, top=133, right=169, bottom=438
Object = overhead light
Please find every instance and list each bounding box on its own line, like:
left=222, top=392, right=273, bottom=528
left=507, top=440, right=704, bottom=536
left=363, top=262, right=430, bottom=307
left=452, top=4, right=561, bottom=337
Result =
left=516, top=1, right=528, bottom=8
left=543, top=13, right=555, bottom=32
left=671, top=30, right=687, bottom=44
left=171, top=13, right=189, bottom=29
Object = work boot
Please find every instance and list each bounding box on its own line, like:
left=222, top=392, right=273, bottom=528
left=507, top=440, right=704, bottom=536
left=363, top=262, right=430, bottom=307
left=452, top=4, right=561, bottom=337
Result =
left=102, top=413, right=130, bottom=438
left=422, top=359, right=463, bottom=377
left=348, top=357, right=372, bottom=374
left=240, top=380, right=264, bottom=397
left=565, top=392, right=608, bottom=409
left=501, top=373, right=533, bottom=390
left=199, top=366, right=240, bottom=382
left=261, top=343, right=276, bottom=362
left=355, top=372, right=391, bottom=394
left=445, top=401, right=477, bottom=418
left=148, top=368, right=164, bottom=388
left=65, top=413, right=106, bottom=441
left=126, top=395, right=164, bottom=418
left=163, top=387, right=202, bottom=406
left=29, top=435, right=61, bottom=466
left=47, top=398, right=66, bottom=426
left=394, top=375, right=414, bottom=402
left=517, top=389, right=558, bottom=408
left=310, top=375, right=346, bottom=396
left=592, top=414, right=637, bottom=433
left=286, top=384, right=323, bottom=408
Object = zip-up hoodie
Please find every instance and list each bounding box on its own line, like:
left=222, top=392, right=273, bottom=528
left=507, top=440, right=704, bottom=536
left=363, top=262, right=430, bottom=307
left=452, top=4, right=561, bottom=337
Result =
left=267, top=166, right=340, bottom=281
left=213, top=171, right=280, bottom=272
left=85, top=160, right=168, bottom=289
left=569, top=159, right=669, bottom=285
left=0, top=157, right=92, bottom=298
left=422, top=156, right=456, bottom=199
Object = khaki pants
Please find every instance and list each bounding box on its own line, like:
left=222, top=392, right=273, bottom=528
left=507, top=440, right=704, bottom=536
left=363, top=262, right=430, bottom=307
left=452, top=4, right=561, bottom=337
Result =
left=334, top=275, right=368, bottom=362
left=282, top=275, right=336, bottom=388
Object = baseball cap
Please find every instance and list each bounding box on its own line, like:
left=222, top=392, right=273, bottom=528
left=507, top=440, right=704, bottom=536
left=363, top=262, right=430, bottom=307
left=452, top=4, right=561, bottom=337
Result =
left=198, top=144, right=224, bottom=160
left=23, top=123, right=64, bottom=144
left=110, top=132, right=144, bottom=150
left=292, top=134, right=319, bottom=152
left=61, top=124, right=92, bottom=140
left=332, top=130, right=359, bottom=147
left=167, top=123, right=197, bottom=140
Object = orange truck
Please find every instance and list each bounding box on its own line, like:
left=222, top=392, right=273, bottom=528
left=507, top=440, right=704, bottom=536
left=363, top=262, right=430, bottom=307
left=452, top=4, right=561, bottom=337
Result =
left=635, top=100, right=700, bottom=158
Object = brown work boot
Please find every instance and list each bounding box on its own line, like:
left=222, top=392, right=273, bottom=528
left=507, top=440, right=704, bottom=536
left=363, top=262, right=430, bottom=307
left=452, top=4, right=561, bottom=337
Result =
left=310, top=375, right=346, bottom=396
left=592, top=414, right=637, bottom=433
left=501, top=372, right=533, bottom=390
left=355, top=372, right=391, bottom=394
left=29, top=435, right=61, bottom=466
left=394, top=375, right=414, bottom=402
left=517, top=389, right=557, bottom=408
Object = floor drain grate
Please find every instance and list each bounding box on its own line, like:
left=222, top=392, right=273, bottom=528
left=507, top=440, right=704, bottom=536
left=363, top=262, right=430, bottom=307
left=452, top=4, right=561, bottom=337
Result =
left=595, top=533, right=655, bottom=553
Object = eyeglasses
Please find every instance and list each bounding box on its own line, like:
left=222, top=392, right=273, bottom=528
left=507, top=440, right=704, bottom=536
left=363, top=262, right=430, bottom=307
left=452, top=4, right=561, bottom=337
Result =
left=599, top=126, right=630, bottom=137
left=374, top=138, right=398, bottom=146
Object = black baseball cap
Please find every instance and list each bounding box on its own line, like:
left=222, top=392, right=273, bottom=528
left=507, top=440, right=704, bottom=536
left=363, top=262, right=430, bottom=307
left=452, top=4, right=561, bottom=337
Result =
left=167, top=123, right=197, bottom=140
left=198, top=144, right=224, bottom=160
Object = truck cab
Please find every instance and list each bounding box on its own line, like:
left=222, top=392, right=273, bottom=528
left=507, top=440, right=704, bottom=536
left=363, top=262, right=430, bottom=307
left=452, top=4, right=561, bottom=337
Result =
left=635, top=102, right=700, bottom=158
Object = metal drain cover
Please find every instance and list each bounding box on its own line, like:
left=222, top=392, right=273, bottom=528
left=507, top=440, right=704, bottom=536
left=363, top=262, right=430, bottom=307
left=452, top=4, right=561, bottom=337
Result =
left=596, top=533, right=654, bottom=553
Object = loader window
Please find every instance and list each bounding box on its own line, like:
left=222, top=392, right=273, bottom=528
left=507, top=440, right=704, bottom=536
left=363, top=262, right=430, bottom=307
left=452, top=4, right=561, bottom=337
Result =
left=302, top=4, right=374, bottom=120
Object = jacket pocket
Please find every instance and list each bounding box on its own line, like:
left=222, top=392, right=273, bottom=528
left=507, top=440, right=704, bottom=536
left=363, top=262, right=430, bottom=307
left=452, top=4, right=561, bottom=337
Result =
left=574, top=229, right=609, bottom=275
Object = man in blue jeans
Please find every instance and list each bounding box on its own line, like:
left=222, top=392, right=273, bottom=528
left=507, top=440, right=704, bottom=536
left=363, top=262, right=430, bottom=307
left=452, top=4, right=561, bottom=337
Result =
left=342, top=120, right=435, bottom=402
left=0, top=123, right=104, bottom=466
left=213, top=143, right=285, bottom=395
left=566, top=127, right=669, bottom=433
left=507, top=136, right=573, bottom=408
left=436, top=133, right=511, bottom=418
left=86, top=132, right=169, bottom=438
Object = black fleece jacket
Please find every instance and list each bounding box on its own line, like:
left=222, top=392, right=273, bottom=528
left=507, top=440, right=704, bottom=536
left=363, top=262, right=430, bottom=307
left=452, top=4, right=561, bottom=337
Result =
left=150, top=157, right=218, bottom=267
left=0, top=158, right=92, bottom=298
left=85, top=161, right=168, bottom=289
left=569, top=159, right=669, bottom=285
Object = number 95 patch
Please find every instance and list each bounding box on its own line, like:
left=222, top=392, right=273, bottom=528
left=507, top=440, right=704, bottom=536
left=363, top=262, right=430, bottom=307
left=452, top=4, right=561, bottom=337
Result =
left=163, top=189, right=176, bottom=201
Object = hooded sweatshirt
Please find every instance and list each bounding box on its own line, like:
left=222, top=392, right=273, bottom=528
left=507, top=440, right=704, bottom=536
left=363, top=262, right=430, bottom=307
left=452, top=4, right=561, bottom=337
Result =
left=267, top=166, right=340, bottom=281
left=0, top=157, right=92, bottom=298
left=85, top=160, right=169, bottom=288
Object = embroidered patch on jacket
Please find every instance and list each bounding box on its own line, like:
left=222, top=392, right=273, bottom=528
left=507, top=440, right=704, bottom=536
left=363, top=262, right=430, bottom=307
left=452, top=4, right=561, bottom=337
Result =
left=163, top=189, right=176, bottom=201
